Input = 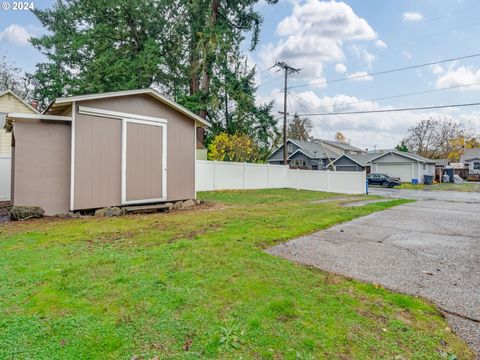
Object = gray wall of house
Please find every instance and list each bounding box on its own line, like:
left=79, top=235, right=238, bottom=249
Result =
left=370, top=153, right=435, bottom=183
left=333, top=156, right=364, bottom=171
left=268, top=141, right=301, bottom=162
left=289, top=151, right=313, bottom=168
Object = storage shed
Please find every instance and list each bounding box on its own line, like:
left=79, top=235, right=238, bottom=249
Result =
left=6, top=89, right=210, bottom=215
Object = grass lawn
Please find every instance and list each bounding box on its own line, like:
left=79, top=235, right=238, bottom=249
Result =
left=0, top=189, right=473, bottom=359
left=398, top=182, right=480, bottom=192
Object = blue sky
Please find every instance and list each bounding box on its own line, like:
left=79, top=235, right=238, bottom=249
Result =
left=1, top=0, right=480, bottom=148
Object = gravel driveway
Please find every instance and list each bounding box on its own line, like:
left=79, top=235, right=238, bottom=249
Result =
left=268, top=193, right=480, bottom=356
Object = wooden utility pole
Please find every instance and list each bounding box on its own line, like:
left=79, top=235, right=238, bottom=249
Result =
left=274, top=62, right=300, bottom=164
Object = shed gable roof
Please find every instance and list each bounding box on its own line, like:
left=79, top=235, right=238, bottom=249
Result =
left=47, top=88, right=210, bottom=127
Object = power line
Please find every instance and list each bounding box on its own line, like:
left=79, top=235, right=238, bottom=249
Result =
left=311, top=81, right=480, bottom=112
left=298, top=101, right=480, bottom=117
left=289, top=52, right=480, bottom=89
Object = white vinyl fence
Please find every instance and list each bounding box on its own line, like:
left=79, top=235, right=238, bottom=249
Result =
left=0, top=155, right=11, bottom=201
left=196, top=160, right=366, bottom=195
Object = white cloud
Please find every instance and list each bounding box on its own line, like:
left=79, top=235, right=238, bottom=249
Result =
left=435, top=66, right=480, bottom=90
left=348, top=71, right=373, bottom=81
left=335, top=63, right=347, bottom=73
left=403, top=50, right=412, bottom=60
left=261, top=0, right=378, bottom=81
left=349, top=44, right=376, bottom=69
left=375, top=39, right=387, bottom=49
left=0, top=24, right=31, bottom=45
left=431, top=65, right=445, bottom=75
left=262, top=90, right=462, bottom=148
left=403, top=12, right=424, bottom=22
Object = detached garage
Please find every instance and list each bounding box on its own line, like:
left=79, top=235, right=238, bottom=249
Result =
left=369, top=151, right=435, bottom=183
left=6, top=88, right=210, bottom=215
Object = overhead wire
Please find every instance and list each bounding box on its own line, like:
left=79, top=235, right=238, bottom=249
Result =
left=289, top=52, right=480, bottom=89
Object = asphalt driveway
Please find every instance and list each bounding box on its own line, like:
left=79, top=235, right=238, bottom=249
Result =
left=268, top=193, right=480, bottom=356
left=369, top=186, right=480, bottom=203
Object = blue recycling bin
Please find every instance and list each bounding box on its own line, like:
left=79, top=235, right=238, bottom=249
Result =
left=411, top=178, right=418, bottom=185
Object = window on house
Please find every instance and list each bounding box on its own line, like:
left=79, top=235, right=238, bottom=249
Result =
left=423, top=164, right=426, bottom=170
left=287, top=143, right=293, bottom=154
left=474, top=162, right=480, bottom=170
left=0, top=113, right=6, bottom=128
left=312, top=165, right=318, bottom=170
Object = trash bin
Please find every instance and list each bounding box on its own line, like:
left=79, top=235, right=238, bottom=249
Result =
left=411, top=178, right=418, bottom=185
left=423, top=175, right=433, bottom=185
left=444, top=168, right=454, bottom=183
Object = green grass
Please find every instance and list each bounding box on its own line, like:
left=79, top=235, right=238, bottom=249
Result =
left=0, top=189, right=473, bottom=359
left=398, top=182, right=480, bottom=192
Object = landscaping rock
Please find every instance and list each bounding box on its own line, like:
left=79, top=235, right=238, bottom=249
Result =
left=183, top=199, right=195, bottom=208
left=164, top=202, right=173, bottom=210
left=9, top=206, right=45, bottom=221
left=95, top=207, right=122, bottom=217
left=173, top=201, right=184, bottom=210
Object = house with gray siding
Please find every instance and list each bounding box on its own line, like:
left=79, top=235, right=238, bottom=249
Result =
left=460, top=148, right=480, bottom=175
left=331, top=153, right=377, bottom=172
left=332, top=150, right=436, bottom=183
left=268, top=139, right=365, bottom=170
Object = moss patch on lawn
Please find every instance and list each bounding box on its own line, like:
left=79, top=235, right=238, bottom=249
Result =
left=0, top=189, right=473, bottom=359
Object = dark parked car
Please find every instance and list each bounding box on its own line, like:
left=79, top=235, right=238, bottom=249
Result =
left=367, top=173, right=401, bottom=187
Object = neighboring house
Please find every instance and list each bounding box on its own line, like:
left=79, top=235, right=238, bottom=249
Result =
left=267, top=139, right=365, bottom=170
left=330, top=153, right=377, bottom=172
left=6, top=88, right=210, bottom=215
left=312, top=138, right=365, bottom=156
left=460, top=148, right=480, bottom=175
left=333, top=150, right=436, bottom=183
left=368, top=150, right=435, bottom=183
left=0, top=90, right=38, bottom=155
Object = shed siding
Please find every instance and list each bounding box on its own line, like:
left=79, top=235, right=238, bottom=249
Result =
left=126, top=122, right=163, bottom=201
left=74, top=114, right=122, bottom=210
left=12, top=120, right=70, bottom=215
left=74, top=94, right=195, bottom=208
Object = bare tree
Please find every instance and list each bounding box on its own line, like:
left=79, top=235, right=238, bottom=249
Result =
left=0, top=55, right=31, bottom=99
left=403, top=117, right=464, bottom=158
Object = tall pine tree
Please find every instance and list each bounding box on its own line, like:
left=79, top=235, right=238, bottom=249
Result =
left=30, top=0, right=279, bottom=158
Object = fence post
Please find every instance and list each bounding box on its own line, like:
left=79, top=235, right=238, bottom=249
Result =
left=326, top=170, right=331, bottom=192
left=213, top=160, right=217, bottom=190
left=243, top=162, right=246, bottom=190
left=296, top=168, right=299, bottom=190
left=266, top=163, right=270, bottom=188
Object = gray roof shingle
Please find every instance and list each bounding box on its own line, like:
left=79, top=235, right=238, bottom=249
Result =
left=460, top=148, right=480, bottom=163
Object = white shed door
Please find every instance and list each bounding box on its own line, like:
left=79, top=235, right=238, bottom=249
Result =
left=376, top=164, right=413, bottom=182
